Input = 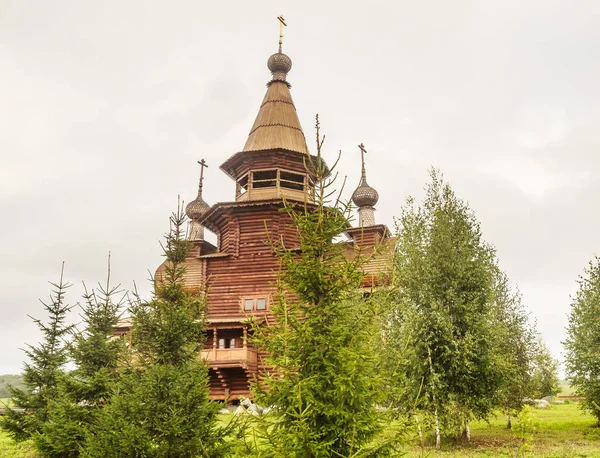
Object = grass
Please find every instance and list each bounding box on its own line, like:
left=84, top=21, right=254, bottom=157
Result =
left=0, top=399, right=37, bottom=458
left=0, top=403, right=598, bottom=457
left=560, top=382, right=577, bottom=397
left=0, top=431, right=37, bottom=458
left=400, top=403, right=600, bottom=457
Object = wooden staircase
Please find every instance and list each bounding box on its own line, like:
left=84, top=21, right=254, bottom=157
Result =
left=208, top=367, right=253, bottom=401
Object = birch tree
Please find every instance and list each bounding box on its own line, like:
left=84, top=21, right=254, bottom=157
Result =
left=491, top=271, right=537, bottom=429
left=530, top=339, right=560, bottom=399
left=564, top=256, right=600, bottom=426
left=388, top=169, right=503, bottom=445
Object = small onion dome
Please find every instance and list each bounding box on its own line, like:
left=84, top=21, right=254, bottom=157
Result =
left=185, top=193, right=210, bottom=221
left=352, top=175, right=379, bottom=208
left=267, top=52, right=292, bottom=81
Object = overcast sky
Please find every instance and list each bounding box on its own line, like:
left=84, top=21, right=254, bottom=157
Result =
left=1, top=1, right=599, bottom=375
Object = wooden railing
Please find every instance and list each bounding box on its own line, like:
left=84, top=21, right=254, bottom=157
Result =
left=200, top=347, right=258, bottom=369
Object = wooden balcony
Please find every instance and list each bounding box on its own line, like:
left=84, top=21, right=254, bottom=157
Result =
left=200, top=347, right=258, bottom=371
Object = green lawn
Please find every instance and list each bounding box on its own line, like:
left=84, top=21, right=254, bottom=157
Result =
left=400, top=403, right=600, bottom=457
left=560, top=382, right=577, bottom=397
left=0, top=399, right=37, bottom=458
left=1, top=403, right=598, bottom=457
left=0, top=432, right=37, bottom=458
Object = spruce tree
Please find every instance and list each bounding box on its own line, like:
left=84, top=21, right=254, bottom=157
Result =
left=35, top=256, right=126, bottom=457
left=1, top=265, right=75, bottom=442
left=83, top=203, right=227, bottom=458
left=248, top=116, right=397, bottom=457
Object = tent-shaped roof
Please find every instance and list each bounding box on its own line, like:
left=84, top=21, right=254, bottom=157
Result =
left=242, top=52, right=309, bottom=155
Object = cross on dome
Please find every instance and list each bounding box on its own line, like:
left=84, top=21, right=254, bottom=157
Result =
left=186, top=159, right=211, bottom=221
left=351, top=143, right=379, bottom=226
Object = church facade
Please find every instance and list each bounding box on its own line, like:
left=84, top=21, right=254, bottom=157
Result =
left=156, top=35, right=393, bottom=401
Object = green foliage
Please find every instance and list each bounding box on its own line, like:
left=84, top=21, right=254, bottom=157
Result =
left=1, top=267, right=75, bottom=442
left=564, top=256, right=600, bottom=426
left=6, top=403, right=600, bottom=458
left=513, top=405, right=538, bottom=457
left=0, top=376, right=26, bottom=399
left=249, top=116, right=399, bottom=457
left=0, top=429, right=39, bottom=458
left=386, top=169, right=508, bottom=441
left=491, top=272, right=538, bottom=426
left=83, top=203, right=227, bottom=458
left=83, top=364, right=224, bottom=458
left=530, top=340, right=560, bottom=400
left=34, top=258, right=126, bottom=457
left=130, top=212, right=206, bottom=367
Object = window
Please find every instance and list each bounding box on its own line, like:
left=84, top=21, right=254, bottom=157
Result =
left=218, top=338, right=236, bottom=349
left=244, top=299, right=254, bottom=311
left=238, top=174, right=249, bottom=195
left=241, top=296, right=269, bottom=312
left=239, top=169, right=308, bottom=195
left=253, top=170, right=277, bottom=188
left=279, top=171, right=305, bottom=191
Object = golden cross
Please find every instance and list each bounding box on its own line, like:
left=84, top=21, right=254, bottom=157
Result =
left=197, top=159, right=208, bottom=190
left=277, top=15, right=287, bottom=52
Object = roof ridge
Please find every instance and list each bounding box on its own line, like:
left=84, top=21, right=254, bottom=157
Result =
left=261, top=99, right=295, bottom=107
left=247, top=123, right=306, bottom=137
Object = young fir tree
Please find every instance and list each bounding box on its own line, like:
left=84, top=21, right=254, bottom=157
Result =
left=387, top=169, right=502, bottom=446
left=248, top=116, right=397, bottom=457
left=83, top=204, right=228, bottom=458
left=1, top=265, right=75, bottom=442
left=34, top=256, right=126, bottom=457
left=564, top=256, right=600, bottom=426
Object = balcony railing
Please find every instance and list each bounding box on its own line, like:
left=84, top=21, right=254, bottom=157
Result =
left=200, top=347, right=258, bottom=370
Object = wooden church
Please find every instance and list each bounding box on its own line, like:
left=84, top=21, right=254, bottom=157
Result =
left=153, top=27, right=394, bottom=401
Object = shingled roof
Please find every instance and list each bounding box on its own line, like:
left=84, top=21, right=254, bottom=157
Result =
left=242, top=80, right=309, bottom=155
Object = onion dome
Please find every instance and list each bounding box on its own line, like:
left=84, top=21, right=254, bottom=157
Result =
left=352, top=174, right=379, bottom=208
left=352, top=143, right=379, bottom=207
left=186, top=159, right=210, bottom=221
left=185, top=192, right=210, bottom=221
left=267, top=52, right=292, bottom=83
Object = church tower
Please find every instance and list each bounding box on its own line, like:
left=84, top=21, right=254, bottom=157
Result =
left=153, top=20, right=392, bottom=401
left=178, top=19, right=325, bottom=401
left=219, top=26, right=318, bottom=205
